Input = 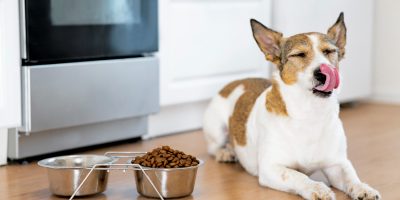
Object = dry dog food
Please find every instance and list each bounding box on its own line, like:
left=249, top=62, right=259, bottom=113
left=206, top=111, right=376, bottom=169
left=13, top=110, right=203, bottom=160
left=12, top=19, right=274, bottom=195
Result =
left=132, top=146, right=199, bottom=168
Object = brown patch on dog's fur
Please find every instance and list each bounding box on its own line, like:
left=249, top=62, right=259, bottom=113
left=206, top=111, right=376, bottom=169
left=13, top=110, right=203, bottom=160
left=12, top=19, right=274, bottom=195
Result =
left=266, top=81, right=288, bottom=116
left=219, top=80, right=243, bottom=98
left=279, top=34, right=314, bottom=85
left=220, top=78, right=271, bottom=146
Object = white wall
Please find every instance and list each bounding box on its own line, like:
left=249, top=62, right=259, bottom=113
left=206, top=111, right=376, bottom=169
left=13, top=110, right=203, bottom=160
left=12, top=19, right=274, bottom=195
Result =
left=373, top=0, right=400, bottom=103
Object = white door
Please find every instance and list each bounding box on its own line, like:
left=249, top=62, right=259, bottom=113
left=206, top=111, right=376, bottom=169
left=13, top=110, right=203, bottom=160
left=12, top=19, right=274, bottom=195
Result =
left=272, top=0, right=374, bottom=102
left=0, top=0, right=21, bottom=164
left=158, top=0, right=272, bottom=106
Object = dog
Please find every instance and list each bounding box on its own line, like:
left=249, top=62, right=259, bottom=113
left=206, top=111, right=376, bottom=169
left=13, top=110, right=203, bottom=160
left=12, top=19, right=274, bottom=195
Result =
left=203, top=13, right=381, bottom=200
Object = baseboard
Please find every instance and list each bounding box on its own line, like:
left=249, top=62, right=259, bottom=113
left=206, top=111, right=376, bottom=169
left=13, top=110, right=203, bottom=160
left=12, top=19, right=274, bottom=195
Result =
left=369, top=94, right=400, bottom=104
left=8, top=117, right=147, bottom=159
left=145, top=100, right=209, bottom=139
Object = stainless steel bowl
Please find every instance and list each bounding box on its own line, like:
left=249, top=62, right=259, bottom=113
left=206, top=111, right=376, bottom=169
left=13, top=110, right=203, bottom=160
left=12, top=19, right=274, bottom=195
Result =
left=132, top=159, right=203, bottom=199
left=38, top=155, right=117, bottom=196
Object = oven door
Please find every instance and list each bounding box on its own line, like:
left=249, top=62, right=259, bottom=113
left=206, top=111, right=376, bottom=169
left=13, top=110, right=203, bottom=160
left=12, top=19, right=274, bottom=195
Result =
left=22, top=0, right=158, bottom=65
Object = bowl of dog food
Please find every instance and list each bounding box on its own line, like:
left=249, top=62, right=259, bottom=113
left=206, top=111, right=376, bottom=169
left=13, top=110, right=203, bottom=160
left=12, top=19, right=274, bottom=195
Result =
left=38, top=155, right=117, bottom=196
left=131, top=146, right=203, bottom=198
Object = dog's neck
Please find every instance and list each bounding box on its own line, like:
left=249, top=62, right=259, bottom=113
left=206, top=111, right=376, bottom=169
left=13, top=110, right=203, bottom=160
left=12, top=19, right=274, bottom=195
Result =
left=271, top=72, right=340, bottom=120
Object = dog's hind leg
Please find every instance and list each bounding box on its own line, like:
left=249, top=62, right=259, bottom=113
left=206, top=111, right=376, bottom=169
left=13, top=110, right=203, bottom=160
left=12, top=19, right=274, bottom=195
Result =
left=203, top=96, right=238, bottom=163
left=203, top=99, right=237, bottom=163
left=215, top=143, right=237, bottom=162
left=203, top=95, right=230, bottom=156
left=204, top=85, right=245, bottom=162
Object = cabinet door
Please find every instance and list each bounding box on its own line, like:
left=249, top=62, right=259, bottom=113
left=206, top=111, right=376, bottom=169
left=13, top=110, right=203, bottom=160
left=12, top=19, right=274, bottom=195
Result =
left=272, top=0, right=374, bottom=101
left=0, top=0, right=21, bottom=128
left=159, top=0, right=272, bottom=106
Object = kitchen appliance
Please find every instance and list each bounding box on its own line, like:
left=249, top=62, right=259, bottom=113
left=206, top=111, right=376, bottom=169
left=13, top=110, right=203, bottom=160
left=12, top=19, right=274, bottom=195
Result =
left=8, top=0, right=159, bottom=159
left=22, top=0, right=157, bottom=64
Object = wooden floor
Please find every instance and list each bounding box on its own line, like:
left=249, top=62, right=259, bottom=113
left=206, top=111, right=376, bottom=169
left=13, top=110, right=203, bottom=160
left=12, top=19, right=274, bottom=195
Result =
left=1, top=102, right=399, bottom=200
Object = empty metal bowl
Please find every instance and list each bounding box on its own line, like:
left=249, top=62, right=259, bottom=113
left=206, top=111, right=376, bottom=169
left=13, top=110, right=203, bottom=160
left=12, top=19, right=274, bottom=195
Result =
left=131, top=159, right=203, bottom=199
left=38, top=155, right=117, bottom=196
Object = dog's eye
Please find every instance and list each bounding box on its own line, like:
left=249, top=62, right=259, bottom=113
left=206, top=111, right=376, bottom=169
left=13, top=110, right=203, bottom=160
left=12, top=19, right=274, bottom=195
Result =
left=323, top=49, right=336, bottom=55
left=289, top=52, right=306, bottom=58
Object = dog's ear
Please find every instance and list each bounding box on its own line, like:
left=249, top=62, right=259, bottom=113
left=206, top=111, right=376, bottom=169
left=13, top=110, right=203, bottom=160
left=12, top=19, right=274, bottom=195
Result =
left=327, top=12, right=347, bottom=60
left=250, top=19, right=283, bottom=64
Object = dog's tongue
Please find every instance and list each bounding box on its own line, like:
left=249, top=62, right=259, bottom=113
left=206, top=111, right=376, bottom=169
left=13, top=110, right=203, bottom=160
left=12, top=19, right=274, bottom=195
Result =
left=314, top=64, right=340, bottom=92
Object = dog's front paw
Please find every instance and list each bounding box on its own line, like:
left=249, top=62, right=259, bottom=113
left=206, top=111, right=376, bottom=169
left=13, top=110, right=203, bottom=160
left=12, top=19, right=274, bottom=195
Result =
left=348, top=183, right=381, bottom=200
left=304, top=182, right=336, bottom=200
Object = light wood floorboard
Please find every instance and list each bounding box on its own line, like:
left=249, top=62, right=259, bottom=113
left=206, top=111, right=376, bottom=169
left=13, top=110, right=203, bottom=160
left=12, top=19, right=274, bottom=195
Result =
left=0, top=102, right=399, bottom=200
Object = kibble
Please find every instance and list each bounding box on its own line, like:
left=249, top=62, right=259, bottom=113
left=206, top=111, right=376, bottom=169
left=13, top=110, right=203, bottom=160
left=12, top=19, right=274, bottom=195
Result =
left=132, top=146, right=199, bottom=168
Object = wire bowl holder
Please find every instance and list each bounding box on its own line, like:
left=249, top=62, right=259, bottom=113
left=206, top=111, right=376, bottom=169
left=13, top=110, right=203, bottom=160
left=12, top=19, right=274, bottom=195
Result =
left=68, top=152, right=165, bottom=200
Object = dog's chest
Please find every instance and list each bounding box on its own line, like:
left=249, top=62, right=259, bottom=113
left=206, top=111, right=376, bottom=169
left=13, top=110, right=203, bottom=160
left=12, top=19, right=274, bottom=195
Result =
left=283, top=120, right=340, bottom=169
left=254, top=96, right=343, bottom=171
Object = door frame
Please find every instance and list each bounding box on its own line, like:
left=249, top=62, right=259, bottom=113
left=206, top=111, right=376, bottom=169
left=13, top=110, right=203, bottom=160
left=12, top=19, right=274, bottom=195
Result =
left=0, top=0, right=21, bottom=128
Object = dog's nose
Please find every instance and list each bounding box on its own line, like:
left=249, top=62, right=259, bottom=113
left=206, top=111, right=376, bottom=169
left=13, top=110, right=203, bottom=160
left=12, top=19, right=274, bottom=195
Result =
left=313, top=68, right=326, bottom=84
left=313, top=64, right=340, bottom=92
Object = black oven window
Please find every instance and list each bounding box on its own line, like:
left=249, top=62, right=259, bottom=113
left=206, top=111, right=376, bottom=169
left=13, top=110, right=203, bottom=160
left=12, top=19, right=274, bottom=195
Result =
left=24, top=0, right=158, bottom=65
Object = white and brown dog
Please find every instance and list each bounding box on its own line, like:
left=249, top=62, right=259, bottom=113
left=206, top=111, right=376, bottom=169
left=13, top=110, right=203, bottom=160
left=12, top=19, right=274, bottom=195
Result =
left=203, top=13, right=381, bottom=200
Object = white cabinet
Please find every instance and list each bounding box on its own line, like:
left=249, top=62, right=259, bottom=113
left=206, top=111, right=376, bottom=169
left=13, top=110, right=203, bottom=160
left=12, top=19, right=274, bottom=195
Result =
left=0, top=0, right=21, bottom=165
left=147, top=0, right=272, bottom=137
left=158, top=0, right=272, bottom=106
left=149, top=0, right=374, bottom=137
left=272, top=0, right=374, bottom=102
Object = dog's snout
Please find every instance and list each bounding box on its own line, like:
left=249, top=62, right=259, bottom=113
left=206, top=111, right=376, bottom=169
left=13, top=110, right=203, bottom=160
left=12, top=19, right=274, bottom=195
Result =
left=313, top=68, right=326, bottom=84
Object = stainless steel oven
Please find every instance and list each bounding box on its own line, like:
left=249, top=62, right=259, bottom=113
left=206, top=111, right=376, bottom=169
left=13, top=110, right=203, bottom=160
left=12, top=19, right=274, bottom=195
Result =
left=22, top=0, right=158, bottom=64
left=9, top=0, right=159, bottom=159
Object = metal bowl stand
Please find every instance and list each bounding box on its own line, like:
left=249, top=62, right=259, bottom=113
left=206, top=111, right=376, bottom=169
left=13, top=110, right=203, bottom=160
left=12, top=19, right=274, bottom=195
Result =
left=68, top=152, right=164, bottom=200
